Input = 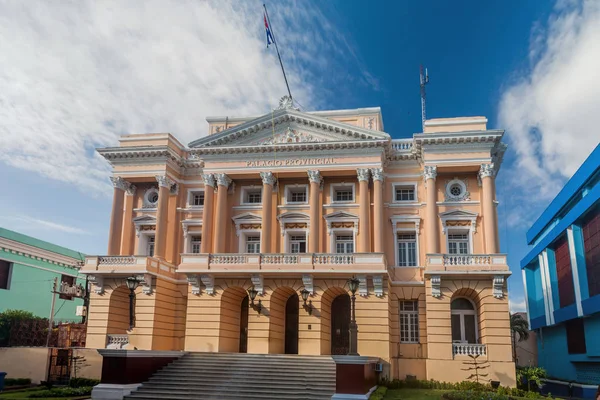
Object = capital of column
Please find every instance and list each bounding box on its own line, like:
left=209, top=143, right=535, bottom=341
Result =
left=110, top=176, right=129, bottom=191
left=370, top=168, right=384, bottom=182
left=260, top=171, right=277, bottom=186
left=202, top=174, right=217, bottom=189
left=170, top=183, right=179, bottom=195
left=357, top=168, right=371, bottom=182
left=155, top=175, right=175, bottom=189
left=307, top=170, right=322, bottom=184
left=479, top=163, right=496, bottom=179
left=215, top=173, right=232, bottom=188
left=125, top=184, right=137, bottom=196
left=423, top=165, right=437, bottom=182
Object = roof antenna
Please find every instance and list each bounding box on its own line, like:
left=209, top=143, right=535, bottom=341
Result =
left=420, top=65, right=429, bottom=132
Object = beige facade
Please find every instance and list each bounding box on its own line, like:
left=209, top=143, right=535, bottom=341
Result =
left=82, top=103, right=515, bottom=385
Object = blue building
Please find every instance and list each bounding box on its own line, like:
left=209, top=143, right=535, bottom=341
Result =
left=521, top=144, right=600, bottom=397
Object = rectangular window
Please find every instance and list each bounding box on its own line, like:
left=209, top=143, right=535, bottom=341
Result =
left=400, top=301, right=419, bottom=343
left=334, top=186, right=354, bottom=202
left=395, top=186, right=416, bottom=202
left=566, top=318, right=587, bottom=354
left=147, top=235, right=155, bottom=257
left=244, top=189, right=262, bottom=204
left=0, top=260, right=12, bottom=290
left=59, top=275, right=75, bottom=300
left=554, top=235, right=575, bottom=308
left=448, top=232, right=469, bottom=254
left=192, top=192, right=204, bottom=206
left=246, top=235, right=261, bottom=253
left=288, top=187, right=307, bottom=203
left=335, top=235, right=354, bottom=254
left=191, top=235, right=202, bottom=254
left=397, top=233, right=417, bottom=267
left=289, top=234, right=307, bottom=254
left=583, top=209, right=600, bottom=297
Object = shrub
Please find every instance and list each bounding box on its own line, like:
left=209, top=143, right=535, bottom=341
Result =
left=27, top=386, right=93, bottom=398
left=369, top=386, right=388, bottom=400
left=69, top=377, right=100, bottom=388
left=381, top=378, right=494, bottom=392
left=4, top=378, right=32, bottom=386
left=516, top=367, right=547, bottom=392
left=443, top=390, right=510, bottom=400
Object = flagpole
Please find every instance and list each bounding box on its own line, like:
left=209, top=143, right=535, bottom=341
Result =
left=263, top=4, right=293, bottom=102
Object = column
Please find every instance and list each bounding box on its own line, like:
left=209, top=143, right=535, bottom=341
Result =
left=213, top=173, right=232, bottom=253
left=107, top=177, right=128, bottom=255
left=480, top=164, right=498, bottom=253
left=371, top=168, right=384, bottom=253
left=120, top=184, right=137, bottom=255
left=154, top=175, right=175, bottom=260
left=166, top=184, right=179, bottom=264
left=424, top=166, right=439, bottom=253
left=201, top=174, right=216, bottom=253
left=260, top=172, right=276, bottom=253
left=307, top=170, right=322, bottom=253
left=357, top=169, right=371, bottom=252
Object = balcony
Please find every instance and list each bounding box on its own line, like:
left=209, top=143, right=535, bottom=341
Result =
left=425, top=253, right=509, bottom=273
left=81, top=255, right=177, bottom=276
left=452, top=343, right=487, bottom=358
left=178, top=252, right=386, bottom=274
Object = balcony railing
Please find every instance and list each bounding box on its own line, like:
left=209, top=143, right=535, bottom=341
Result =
left=98, top=256, right=137, bottom=265
left=452, top=343, right=487, bottom=357
left=426, top=253, right=508, bottom=272
left=443, top=255, right=491, bottom=266
left=81, top=255, right=178, bottom=277
left=391, top=139, right=413, bottom=152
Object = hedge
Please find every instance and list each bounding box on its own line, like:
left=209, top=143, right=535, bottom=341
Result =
left=69, top=378, right=100, bottom=388
left=369, top=386, right=388, bottom=400
left=27, top=386, right=93, bottom=398
left=4, top=378, right=32, bottom=386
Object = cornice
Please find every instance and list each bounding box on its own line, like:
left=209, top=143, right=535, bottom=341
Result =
left=0, top=237, right=82, bottom=268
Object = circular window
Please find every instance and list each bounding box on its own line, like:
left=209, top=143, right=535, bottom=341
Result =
left=450, top=184, right=462, bottom=197
left=144, top=188, right=159, bottom=208
left=149, top=192, right=159, bottom=204
left=445, top=179, right=468, bottom=201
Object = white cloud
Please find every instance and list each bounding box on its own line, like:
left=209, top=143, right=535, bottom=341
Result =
left=0, top=1, right=370, bottom=195
left=4, top=215, right=88, bottom=235
left=509, top=297, right=527, bottom=314
left=498, top=0, right=600, bottom=226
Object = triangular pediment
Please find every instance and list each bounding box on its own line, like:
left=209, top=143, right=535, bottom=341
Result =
left=324, top=211, right=359, bottom=220
left=231, top=213, right=262, bottom=223
left=189, top=108, right=390, bottom=149
left=133, top=215, right=157, bottom=225
left=439, top=210, right=478, bottom=219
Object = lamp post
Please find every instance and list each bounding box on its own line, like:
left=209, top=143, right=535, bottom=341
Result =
left=247, top=286, right=262, bottom=314
left=125, top=276, right=140, bottom=331
left=347, top=276, right=360, bottom=356
left=300, top=288, right=313, bottom=315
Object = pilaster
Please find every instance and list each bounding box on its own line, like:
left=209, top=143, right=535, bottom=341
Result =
left=307, top=170, right=322, bottom=253
left=154, top=175, right=175, bottom=260
left=357, top=168, right=371, bottom=252
left=260, top=172, right=276, bottom=253
left=108, top=177, right=128, bottom=255
left=201, top=174, right=216, bottom=253
left=423, top=165, right=439, bottom=253
left=214, top=173, right=232, bottom=253
left=479, top=163, right=498, bottom=253
left=120, top=184, right=137, bottom=255
left=371, top=168, right=384, bottom=253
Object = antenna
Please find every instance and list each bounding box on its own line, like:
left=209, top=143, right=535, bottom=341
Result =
left=420, top=65, right=429, bottom=132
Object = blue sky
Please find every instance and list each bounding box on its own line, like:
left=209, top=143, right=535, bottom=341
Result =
left=0, top=0, right=599, bottom=312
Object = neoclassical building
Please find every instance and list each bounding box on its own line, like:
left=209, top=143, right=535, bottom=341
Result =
left=82, top=100, right=515, bottom=384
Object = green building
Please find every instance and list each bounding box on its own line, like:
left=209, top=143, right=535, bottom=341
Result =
left=0, top=227, right=86, bottom=321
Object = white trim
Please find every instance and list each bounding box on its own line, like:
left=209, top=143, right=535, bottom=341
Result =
left=439, top=210, right=478, bottom=254
left=446, top=228, right=473, bottom=255
left=284, top=184, right=309, bottom=205
left=451, top=297, right=479, bottom=343
left=0, top=257, right=79, bottom=277
left=437, top=201, right=480, bottom=206
left=566, top=226, right=584, bottom=317
left=0, top=237, right=82, bottom=268
left=323, top=203, right=360, bottom=209
left=239, top=231, right=261, bottom=254
left=384, top=173, right=422, bottom=179
left=143, top=187, right=160, bottom=208
left=232, top=205, right=263, bottom=211
left=187, top=234, right=202, bottom=255
left=330, top=230, right=356, bottom=254
left=202, top=161, right=382, bottom=173
left=399, top=300, right=420, bottom=343
left=324, top=211, right=359, bottom=237
left=285, top=230, right=308, bottom=253
left=538, top=252, right=553, bottom=326
left=277, top=212, right=310, bottom=242
left=331, top=385, right=378, bottom=400
left=186, top=188, right=205, bottom=208
left=330, top=182, right=356, bottom=204
left=239, top=185, right=263, bottom=206
left=138, top=232, right=156, bottom=257
left=390, top=279, right=425, bottom=286
left=424, top=270, right=511, bottom=276
left=522, top=269, right=531, bottom=328
left=390, top=215, right=421, bottom=268
left=542, top=250, right=555, bottom=325
left=231, top=212, right=262, bottom=237
left=385, top=202, right=424, bottom=208
left=424, top=117, right=487, bottom=127
left=392, top=182, right=418, bottom=203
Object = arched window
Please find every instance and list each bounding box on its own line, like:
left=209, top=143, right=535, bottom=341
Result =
left=451, top=298, right=478, bottom=344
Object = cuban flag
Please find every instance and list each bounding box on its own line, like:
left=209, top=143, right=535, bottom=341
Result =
left=264, top=13, right=275, bottom=47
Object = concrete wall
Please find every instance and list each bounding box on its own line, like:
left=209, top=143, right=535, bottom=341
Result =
left=0, top=347, right=49, bottom=384
left=71, top=348, right=102, bottom=380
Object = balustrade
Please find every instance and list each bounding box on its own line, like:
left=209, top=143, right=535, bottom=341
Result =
left=391, top=139, right=413, bottom=151
left=313, top=254, right=354, bottom=265
left=261, top=254, right=299, bottom=264
left=452, top=343, right=487, bottom=357
left=443, top=255, right=492, bottom=266
left=98, top=256, right=136, bottom=265
left=209, top=254, right=248, bottom=264
left=106, top=334, right=129, bottom=349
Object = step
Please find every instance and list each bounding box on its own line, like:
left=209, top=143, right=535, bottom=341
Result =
left=147, top=375, right=335, bottom=385
left=126, top=394, right=332, bottom=400
left=127, top=387, right=332, bottom=397
left=162, top=365, right=334, bottom=373
left=139, top=381, right=334, bottom=390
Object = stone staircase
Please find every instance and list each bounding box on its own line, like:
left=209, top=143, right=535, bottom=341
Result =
left=124, top=352, right=337, bottom=400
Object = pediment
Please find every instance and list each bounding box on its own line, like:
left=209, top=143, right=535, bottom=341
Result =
left=277, top=212, right=310, bottom=221
left=439, top=210, right=478, bottom=220
left=324, top=211, right=359, bottom=220
left=232, top=213, right=262, bottom=223
left=189, top=108, right=390, bottom=149
left=133, top=215, right=157, bottom=225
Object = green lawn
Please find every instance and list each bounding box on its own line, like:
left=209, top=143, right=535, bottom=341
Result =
left=0, top=388, right=89, bottom=400
left=383, top=388, right=448, bottom=400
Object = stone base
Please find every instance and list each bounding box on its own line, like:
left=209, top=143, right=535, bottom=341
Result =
left=332, top=385, right=377, bottom=400
left=91, top=383, right=141, bottom=400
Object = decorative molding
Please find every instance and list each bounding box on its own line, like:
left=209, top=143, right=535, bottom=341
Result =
left=155, top=175, right=175, bottom=189
left=423, top=165, right=437, bottom=182
left=125, top=184, right=137, bottom=196
left=251, top=274, right=264, bottom=295
left=277, top=212, right=310, bottom=237
left=324, top=211, right=359, bottom=235
left=358, top=274, right=368, bottom=297
left=215, top=173, right=232, bottom=188
left=133, top=215, right=157, bottom=237
left=187, top=274, right=201, bottom=295
left=493, top=275, right=505, bottom=299
left=202, top=174, right=217, bottom=189
left=373, top=275, right=383, bottom=298
left=232, top=213, right=262, bottom=237
left=200, top=274, right=215, bottom=295
left=88, top=275, right=104, bottom=295
left=371, top=168, right=384, bottom=182
left=135, top=273, right=153, bottom=295
left=479, top=163, right=496, bottom=179
left=169, top=183, right=179, bottom=195
left=258, top=127, right=324, bottom=145
left=260, top=171, right=277, bottom=186
left=142, top=187, right=159, bottom=209
left=444, top=178, right=470, bottom=201
left=357, top=168, right=371, bottom=182
left=439, top=210, right=478, bottom=235
left=307, top=170, right=322, bottom=184
left=181, top=219, right=202, bottom=238
left=110, top=176, right=129, bottom=191
left=302, top=274, right=314, bottom=295
left=431, top=275, right=441, bottom=298
left=275, top=95, right=299, bottom=111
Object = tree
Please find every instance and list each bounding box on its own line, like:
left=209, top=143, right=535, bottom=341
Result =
left=0, top=309, right=37, bottom=346
left=510, top=313, right=530, bottom=363
left=462, top=354, right=490, bottom=384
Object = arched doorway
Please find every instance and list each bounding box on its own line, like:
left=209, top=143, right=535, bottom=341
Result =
left=331, top=294, right=350, bottom=355
left=451, top=297, right=478, bottom=343
left=239, top=296, right=249, bottom=353
left=284, top=293, right=299, bottom=354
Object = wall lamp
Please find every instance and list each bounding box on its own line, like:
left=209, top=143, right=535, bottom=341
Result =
left=300, top=289, right=313, bottom=315
left=247, top=286, right=262, bottom=314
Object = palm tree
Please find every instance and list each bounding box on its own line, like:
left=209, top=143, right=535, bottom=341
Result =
left=510, top=313, right=530, bottom=364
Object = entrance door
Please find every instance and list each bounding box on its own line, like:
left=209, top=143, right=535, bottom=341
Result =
left=239, top=296, right=249, bottom=353
left=285, top=294, right=299, bottom=354
left=331, top=294, right=350, bottom=355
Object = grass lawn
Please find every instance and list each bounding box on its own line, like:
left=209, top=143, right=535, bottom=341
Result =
left=383, top=388, right=448, bottom=400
